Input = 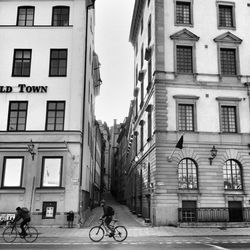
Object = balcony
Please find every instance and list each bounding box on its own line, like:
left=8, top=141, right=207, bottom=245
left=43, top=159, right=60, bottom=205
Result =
left=178, top=208, right=250, bottom=223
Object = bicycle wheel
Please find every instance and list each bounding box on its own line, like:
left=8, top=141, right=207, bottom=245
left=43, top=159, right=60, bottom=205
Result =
left=3, top=226, right=18, bottom=243
left=113, top=226, right=127, bottom=242
left=89, top=226, right=104, bottom=242
left=24, top=226, right=38, bottom=243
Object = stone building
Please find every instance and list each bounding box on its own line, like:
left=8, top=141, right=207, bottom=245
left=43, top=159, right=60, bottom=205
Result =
left=0, top=0, right=102, bottom=226
left=126, top=0, right=250, bottom=226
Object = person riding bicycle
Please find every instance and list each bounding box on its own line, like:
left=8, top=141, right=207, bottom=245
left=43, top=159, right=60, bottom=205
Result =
left=13, top=207, right=31, bottom=237
left=100, top=199, right=115, bottom=236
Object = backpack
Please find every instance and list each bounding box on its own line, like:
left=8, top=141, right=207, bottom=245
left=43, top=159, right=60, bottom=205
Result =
left=21, top=207, right=30, bottom=215
left=107, top=206, right=114, bottom=216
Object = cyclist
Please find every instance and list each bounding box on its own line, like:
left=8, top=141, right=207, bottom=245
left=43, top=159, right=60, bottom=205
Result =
left=100, top=199, right=115, bottom=236
left=13, top=207, right=31, bottom=237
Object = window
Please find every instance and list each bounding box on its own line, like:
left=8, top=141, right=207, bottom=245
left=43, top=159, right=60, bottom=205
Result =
left=52, top=6, right=69, bottom=26
left=147, top=59, right=152, bottom=92
left=41, top=157, right=63, bottom=187
left=42, top=201, right=57, bottom=219
left=2, top=157, right=24, bottom=187
left=220, top=48, right=236, bottom=76
left=178, top=158, right=198, bottom=189
left=146, top=105, right=153, bottom=140
left=223, top=160, right=242, bottom=190
left=46, top=101, right=65, bottom=131
left=175, top=0, right=193, bottom=26
left=140, top=16, right=143, bottom=34
left=177, top=46, right=193, bottom=73
left=8, top=101, right=28, bottom=131
left=178, top=104, right=194, bottom=131
left=141, top=44, right=144, bottom=69
left=176, top=1, right=191, bottom=25
left=140, top=80, right=144, bottom=109
left=218, top=3, right=235, bottom=28
left=181, top=201, right=197, bottom=222
left=148, top=16, right=151, bottom=45
left=139, top=121, right=144, bottom=151
left=221, top=105, right=237, bottom=133
left=49, top=49, right=68, bottom=76
left=17, top=6, right=35, bottom=26
left=12, top=49, right=32, bottom=77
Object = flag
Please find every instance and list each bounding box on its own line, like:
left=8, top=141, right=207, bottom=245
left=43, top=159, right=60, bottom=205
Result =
left=175, top=135, right=184, bottom=149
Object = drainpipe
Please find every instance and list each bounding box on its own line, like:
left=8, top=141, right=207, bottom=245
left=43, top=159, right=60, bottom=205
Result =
left=79, top=0, right=96, bottom=224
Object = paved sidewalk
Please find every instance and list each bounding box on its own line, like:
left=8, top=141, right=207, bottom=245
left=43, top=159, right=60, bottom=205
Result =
left=1, top=225, right=250, bottom=238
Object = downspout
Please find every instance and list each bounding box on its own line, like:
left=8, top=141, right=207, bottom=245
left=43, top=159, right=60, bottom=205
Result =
left=79, top=0, right=96, bottom=223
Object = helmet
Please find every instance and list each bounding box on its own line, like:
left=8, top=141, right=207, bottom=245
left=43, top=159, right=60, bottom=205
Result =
left=100, top=199, right=106, bottom=204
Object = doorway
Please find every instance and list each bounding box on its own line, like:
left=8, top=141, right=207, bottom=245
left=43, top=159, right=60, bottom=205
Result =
left=228, top=201, right=243, bottom=222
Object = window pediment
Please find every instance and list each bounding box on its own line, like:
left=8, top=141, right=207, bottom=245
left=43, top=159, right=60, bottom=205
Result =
left=170, top=28, right=199, bottom=41
left=214, top=32, right=242, bottom=44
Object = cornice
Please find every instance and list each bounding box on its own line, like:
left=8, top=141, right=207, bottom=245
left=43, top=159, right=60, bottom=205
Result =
left=129, top=0, right=146, bottom=45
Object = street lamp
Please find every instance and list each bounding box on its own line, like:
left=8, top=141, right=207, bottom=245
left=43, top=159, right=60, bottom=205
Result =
left=27, top=140, right=36, bottom=161
left=208, top=145, right=217, bottom=165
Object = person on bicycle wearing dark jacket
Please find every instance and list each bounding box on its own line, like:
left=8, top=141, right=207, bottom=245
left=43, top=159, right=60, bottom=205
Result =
left=100, top=200, right=114, bottom=236
left=13, top=207, right=31, bottom=236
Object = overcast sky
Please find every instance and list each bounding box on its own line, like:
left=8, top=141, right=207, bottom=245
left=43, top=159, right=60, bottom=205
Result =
left=95, top=0, right=134, bottom=127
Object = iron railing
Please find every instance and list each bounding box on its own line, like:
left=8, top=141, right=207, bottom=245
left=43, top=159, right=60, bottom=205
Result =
left=178, top=207, right=250, bottom=223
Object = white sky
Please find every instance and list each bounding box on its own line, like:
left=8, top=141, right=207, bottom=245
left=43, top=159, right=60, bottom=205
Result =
left=95, top=0, right=135, bottom=127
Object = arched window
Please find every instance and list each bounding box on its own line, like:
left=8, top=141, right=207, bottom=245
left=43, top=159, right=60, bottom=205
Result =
left=178, top=158, right=198, bottom=189
left=223, top=160, right=242, bottom=190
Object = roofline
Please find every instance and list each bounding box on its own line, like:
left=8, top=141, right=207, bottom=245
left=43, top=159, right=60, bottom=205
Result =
left=129, top=0, right=145, bottom=45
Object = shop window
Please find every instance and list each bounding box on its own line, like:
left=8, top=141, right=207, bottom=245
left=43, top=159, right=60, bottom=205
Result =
left=41, top=157, right=62, bottom=187
left=2, top=157, right=24, bottom=187
left=42, top=201, right=57, bottom=219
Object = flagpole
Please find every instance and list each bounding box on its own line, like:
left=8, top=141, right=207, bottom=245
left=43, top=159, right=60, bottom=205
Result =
left=167, top=132, right=185, bottom=162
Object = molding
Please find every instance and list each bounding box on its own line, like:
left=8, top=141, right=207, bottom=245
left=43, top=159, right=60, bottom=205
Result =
left=173, top=95, right=200, bottom=100
left=215, top=97, right=242, bottom=102
left=214, top=32, right=242, bottom=44
left=170, top=28, right=200, bottom=41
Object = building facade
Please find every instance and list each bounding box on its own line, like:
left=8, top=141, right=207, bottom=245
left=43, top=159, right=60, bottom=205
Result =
left=0, top=0, right=102, bottom=226
left=126, top=0, right=250, bottom=226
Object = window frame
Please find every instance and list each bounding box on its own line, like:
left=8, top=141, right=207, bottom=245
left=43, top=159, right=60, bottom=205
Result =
left=174, top=0, right=193, bottom=27
left=49, top=49, right=68, bottom=77
left=1, top=157, right=24, bottom=188
left=16, top=6, right=35, bottom=26
left=7, top=101, right=28, bottom=131
left=174, top=95, right=199, bottom=132
left=12, top=49, right=32, bottom=77
left=52, top=6, right=70, bottom=26
left=216, top=97, right=241, bottom=133
left=45, top=101, right=65, bottom=131
left=216, top=1, right=236, bottom=30
left=178, top=158, right=198, bottom=190
left=41, top=157, right=63, bottom=188
left=223, top=159, right=243, bottom=190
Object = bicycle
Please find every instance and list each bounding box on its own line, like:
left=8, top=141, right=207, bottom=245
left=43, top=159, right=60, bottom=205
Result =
left=3, top=221, right=38, bottom=243
left=89, top=218, right=127, bottom=242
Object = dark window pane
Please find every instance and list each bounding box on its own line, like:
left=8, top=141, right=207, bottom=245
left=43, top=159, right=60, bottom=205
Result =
left=8, top=102, right=27, bottom=131
left=46, top=101, right=65, bottom=131
left=220, top=48, right=236, bottom=76
left=176, top=2, right=191, bottom=24
left=50, top=50, right=67, bottom=76
left=219, top=5, right=233, bottom=27
left=221, top=106, right=237, bottom=133
left=178, top=104, right=194, bottom=131
left=177, top=46, right=193, bottom=73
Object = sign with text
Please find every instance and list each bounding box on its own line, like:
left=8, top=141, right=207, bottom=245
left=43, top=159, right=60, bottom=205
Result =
left=0, top=84, right=48, bottom=93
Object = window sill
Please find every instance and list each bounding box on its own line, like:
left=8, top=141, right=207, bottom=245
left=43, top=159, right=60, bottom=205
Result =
left=218, top=26, right=236, bottom=30
left=175, top=23, right=193, bottom=28
left=0, top=187, right=25, bottom=194
left=177, top=189, right=199, bottom=195
left=36, top=187, right=65, bottom=194
left=224, top=190, right=244, bottom=195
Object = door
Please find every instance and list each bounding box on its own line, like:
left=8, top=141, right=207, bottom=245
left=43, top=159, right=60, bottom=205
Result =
left=182, top=201, right=197, bottom=222
left=228, top=201, right=243, bottom=222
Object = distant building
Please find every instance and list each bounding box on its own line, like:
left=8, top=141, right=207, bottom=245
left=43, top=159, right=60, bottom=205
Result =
left=126, top=0, right=250, bottom=226
left=0, top=0, right=102, bottom=226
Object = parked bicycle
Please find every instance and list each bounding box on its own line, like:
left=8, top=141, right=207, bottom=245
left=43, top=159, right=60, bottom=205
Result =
left=89, top=218, right=127, bottom=242
left=3, top=221, right=38, bottom=243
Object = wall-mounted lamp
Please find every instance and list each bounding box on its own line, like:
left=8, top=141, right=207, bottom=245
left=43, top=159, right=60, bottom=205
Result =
left=208, top=145, right=217, bottom=165
left=27, top=140, right=36, bottom=161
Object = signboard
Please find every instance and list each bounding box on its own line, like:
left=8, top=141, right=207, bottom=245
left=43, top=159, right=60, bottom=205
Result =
left=0, top=84, right=48, bottom=93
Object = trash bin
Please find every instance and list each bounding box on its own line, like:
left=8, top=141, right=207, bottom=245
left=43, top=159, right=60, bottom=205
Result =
left=67, top=211, right=74, bottom=228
